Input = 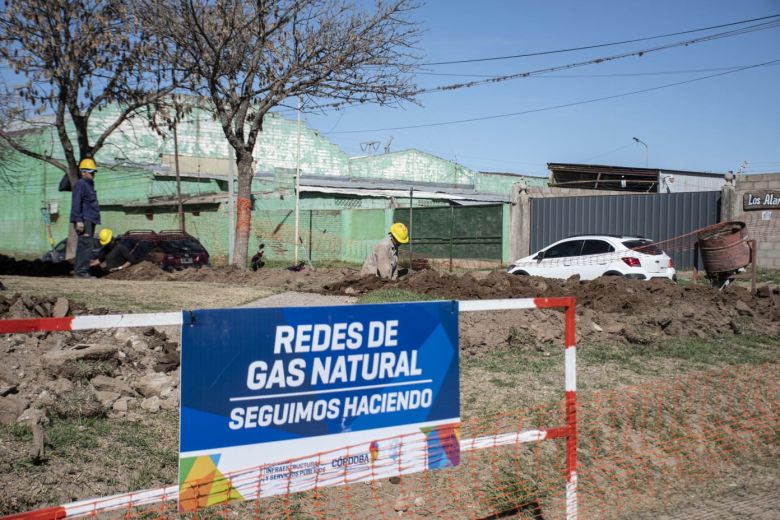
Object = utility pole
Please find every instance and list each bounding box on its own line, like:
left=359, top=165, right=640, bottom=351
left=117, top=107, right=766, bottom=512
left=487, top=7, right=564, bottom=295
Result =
left=408, top=187, right=413, bottom=271
left=173, top=123, right=185, bottom=232
left=228, top=146, right=235, bottom=264
left=294, top=96, right=302, bottom=265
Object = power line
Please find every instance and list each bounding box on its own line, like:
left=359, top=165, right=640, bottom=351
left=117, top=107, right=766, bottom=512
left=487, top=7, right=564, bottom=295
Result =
left=421, top=13, right=780, bottom=66
left=417, top=20, right=780, bottom=94
left=278, top=19, right=780, bottom=117
left=416, top=64, right=780, bottom=79
left=329, top=59, right=780, bottom=134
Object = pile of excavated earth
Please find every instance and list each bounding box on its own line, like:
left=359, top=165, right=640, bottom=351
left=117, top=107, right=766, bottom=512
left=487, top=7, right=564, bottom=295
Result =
left=0, top=293, right=180, bottom=462
left=324, top=269, right=780, bottom=354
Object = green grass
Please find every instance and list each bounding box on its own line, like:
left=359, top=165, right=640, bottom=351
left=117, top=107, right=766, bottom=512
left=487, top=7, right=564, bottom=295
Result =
left=675, top=268, right=780, bottom=289
left=757, top=268, right=780, bottom=285
left=62, top=359, right=115, bottom=382
left=579, top=333, right=779, bottom=372
left=2, top=275, right=276, bottom=313
left=0, top=412, right=179, bottom=513
left=461, top=335, right=780, bottom=404
left=357, top=288, right=435, bottom=304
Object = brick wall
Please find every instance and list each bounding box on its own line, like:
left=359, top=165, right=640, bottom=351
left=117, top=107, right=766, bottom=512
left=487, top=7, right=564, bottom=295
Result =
left=732, top=173, right=780, bottom=269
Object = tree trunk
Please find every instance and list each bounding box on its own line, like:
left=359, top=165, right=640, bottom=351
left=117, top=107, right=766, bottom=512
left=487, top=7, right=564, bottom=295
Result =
left=63, top=162, right=82, bottom=262
left=232, top=151, right=254, bottom=268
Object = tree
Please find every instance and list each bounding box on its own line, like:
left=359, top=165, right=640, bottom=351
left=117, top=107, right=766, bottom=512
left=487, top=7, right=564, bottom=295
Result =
left=0, top=0, right=176, bottom=257
left=145, top=0, right=420, bottom=267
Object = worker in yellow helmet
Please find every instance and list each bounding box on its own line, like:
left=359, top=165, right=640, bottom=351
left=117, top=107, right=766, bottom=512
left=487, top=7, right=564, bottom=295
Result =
left=90, top=228, right=134, bottom=275
left=361, top=222, right=409, bottom=280
left=69, top=158, right=101, bottom=278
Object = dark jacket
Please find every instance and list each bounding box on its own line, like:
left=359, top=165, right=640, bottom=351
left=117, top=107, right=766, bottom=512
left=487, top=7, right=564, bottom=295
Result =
left=101, top=241, right=134, bottom=270
left=70, top=178, right=100, bottom=224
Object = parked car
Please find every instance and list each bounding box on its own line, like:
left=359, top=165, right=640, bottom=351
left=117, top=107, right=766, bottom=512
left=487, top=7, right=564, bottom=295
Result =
left=40, top=237, right=101, bottom=263
left=115, top=230, right=210, bottom=271
left=507, top=235, right=676, bottom=281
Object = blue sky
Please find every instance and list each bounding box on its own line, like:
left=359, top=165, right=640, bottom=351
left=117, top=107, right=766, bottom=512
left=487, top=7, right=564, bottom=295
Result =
left=302, top=0, right=780, bottom=177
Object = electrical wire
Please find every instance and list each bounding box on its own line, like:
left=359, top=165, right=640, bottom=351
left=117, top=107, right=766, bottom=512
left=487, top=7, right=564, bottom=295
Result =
left=416, top=20, right=780, bottom=94
left=415, top=64, right=780, bottom=79
left=274, top=18, right=780, bottom=116
left=421, top=13, right=780, bottom=66
left=329, top=58, right=780, bottom=134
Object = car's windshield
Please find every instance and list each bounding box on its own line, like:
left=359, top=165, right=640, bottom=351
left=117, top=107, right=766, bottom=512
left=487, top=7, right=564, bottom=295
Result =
left=623, top=239, right=662, bottom=255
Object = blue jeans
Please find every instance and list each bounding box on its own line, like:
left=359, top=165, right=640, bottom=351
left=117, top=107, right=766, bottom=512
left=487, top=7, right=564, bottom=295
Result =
left=74, top=221, right=95, bottom=277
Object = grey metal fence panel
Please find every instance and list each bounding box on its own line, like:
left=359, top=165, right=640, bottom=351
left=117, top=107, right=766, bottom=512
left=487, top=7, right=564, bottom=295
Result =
left=530, top=191, right=721, bottom=269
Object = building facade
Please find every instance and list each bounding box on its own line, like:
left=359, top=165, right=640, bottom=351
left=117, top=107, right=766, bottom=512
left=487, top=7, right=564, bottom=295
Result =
left=0, top=103, right=538, bottom=264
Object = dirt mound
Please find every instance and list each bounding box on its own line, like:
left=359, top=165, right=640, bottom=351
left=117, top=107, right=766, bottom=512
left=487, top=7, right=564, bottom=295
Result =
left=106, top=262, right=358, bottom=291
left=326, top=270, right=780, bottom=350
left=0, top=296, right=181, bottom=465
left=0, top=254, right=71, bottom=277
left=105, top=261, right=173, bottom=281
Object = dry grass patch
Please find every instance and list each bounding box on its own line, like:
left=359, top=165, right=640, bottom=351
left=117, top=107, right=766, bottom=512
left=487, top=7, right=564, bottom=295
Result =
left=1, top=275, right=278, bottom=313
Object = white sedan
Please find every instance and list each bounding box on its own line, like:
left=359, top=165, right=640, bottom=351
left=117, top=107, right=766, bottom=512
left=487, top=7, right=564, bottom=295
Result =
left=507, top=235, right=676, bottom=281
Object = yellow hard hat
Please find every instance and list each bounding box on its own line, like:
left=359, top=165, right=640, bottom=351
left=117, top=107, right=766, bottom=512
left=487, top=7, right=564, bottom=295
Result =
left=389, top=222, right=409, bottom=244
left=98, top=228, right=113, bottom=246
left=79, top=158, right=97, bottom=171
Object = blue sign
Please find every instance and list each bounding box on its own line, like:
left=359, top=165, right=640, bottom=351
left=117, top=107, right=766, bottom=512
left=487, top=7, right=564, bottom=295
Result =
left=180, top=302, right=460, bottom=454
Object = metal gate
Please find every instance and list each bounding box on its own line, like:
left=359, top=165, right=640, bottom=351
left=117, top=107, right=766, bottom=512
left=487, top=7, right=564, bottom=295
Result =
left=530, top=191, right=721, bottom=269
left=395, top=204, right=503, bottom=263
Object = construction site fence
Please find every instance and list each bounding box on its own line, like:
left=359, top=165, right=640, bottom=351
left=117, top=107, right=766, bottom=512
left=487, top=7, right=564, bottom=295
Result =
left=4, top=361, right=776, bottom=519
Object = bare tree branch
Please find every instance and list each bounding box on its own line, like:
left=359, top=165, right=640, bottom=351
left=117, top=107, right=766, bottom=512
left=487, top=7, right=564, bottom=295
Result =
left=142, top=0, right=421, bottom=267
left=0, top=0, right=180, bottom=185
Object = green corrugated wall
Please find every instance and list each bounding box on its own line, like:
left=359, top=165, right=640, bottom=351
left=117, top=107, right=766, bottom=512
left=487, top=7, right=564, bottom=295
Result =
left=1, top=104, right=514, bottom=265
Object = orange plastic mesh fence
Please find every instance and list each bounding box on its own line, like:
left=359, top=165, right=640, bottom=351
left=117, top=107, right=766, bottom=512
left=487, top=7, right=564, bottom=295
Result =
left=24, top=362, right=777, bottom=520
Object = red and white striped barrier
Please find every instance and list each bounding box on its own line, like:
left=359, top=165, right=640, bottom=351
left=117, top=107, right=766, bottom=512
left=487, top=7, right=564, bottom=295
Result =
left=0, top=312, right=182, bottom=335
left=1, top=297, right=577, bottom=520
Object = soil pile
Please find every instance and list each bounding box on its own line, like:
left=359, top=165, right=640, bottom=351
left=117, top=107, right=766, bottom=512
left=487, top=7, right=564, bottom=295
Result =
left=106, top=261, right=357, bottom=291
left=0, top=312, right=181, bottom=513
left=0, top=254, right=71, bottom=277
left=326, top=270, right=780, bottom=351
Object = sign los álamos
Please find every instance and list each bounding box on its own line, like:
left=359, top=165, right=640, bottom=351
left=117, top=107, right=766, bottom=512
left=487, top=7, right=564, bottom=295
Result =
left=743, top=191, right=780, bottom=210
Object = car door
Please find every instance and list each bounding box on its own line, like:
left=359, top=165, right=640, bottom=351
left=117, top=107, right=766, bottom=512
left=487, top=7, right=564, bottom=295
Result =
left=580, top=239, right=616, bottom=280
left=537, top=239, right=584, bottom=279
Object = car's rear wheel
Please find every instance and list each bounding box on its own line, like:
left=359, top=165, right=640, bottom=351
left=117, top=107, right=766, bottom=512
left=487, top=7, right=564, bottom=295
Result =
left=511, top=270, right=529, bottom=276
left=603, top=271, right=624, bottom=277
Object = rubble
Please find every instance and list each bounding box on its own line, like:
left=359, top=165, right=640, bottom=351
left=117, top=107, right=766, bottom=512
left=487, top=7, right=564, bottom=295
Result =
left=0, top=293, right=87, bottom=319
left=0, top=395, right=28, bottom=425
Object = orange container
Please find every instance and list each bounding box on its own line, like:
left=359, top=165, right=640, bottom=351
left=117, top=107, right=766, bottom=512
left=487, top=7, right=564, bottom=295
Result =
left=697, top=221, right=751, bottom=274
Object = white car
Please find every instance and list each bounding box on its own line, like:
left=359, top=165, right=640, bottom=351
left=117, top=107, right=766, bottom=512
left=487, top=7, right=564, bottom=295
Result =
left=507, top=235, right=676, bottom=281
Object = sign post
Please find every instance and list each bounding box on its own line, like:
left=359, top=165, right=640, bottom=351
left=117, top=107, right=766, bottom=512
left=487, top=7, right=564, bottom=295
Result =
left=178, top=302, right=460, bottom=510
